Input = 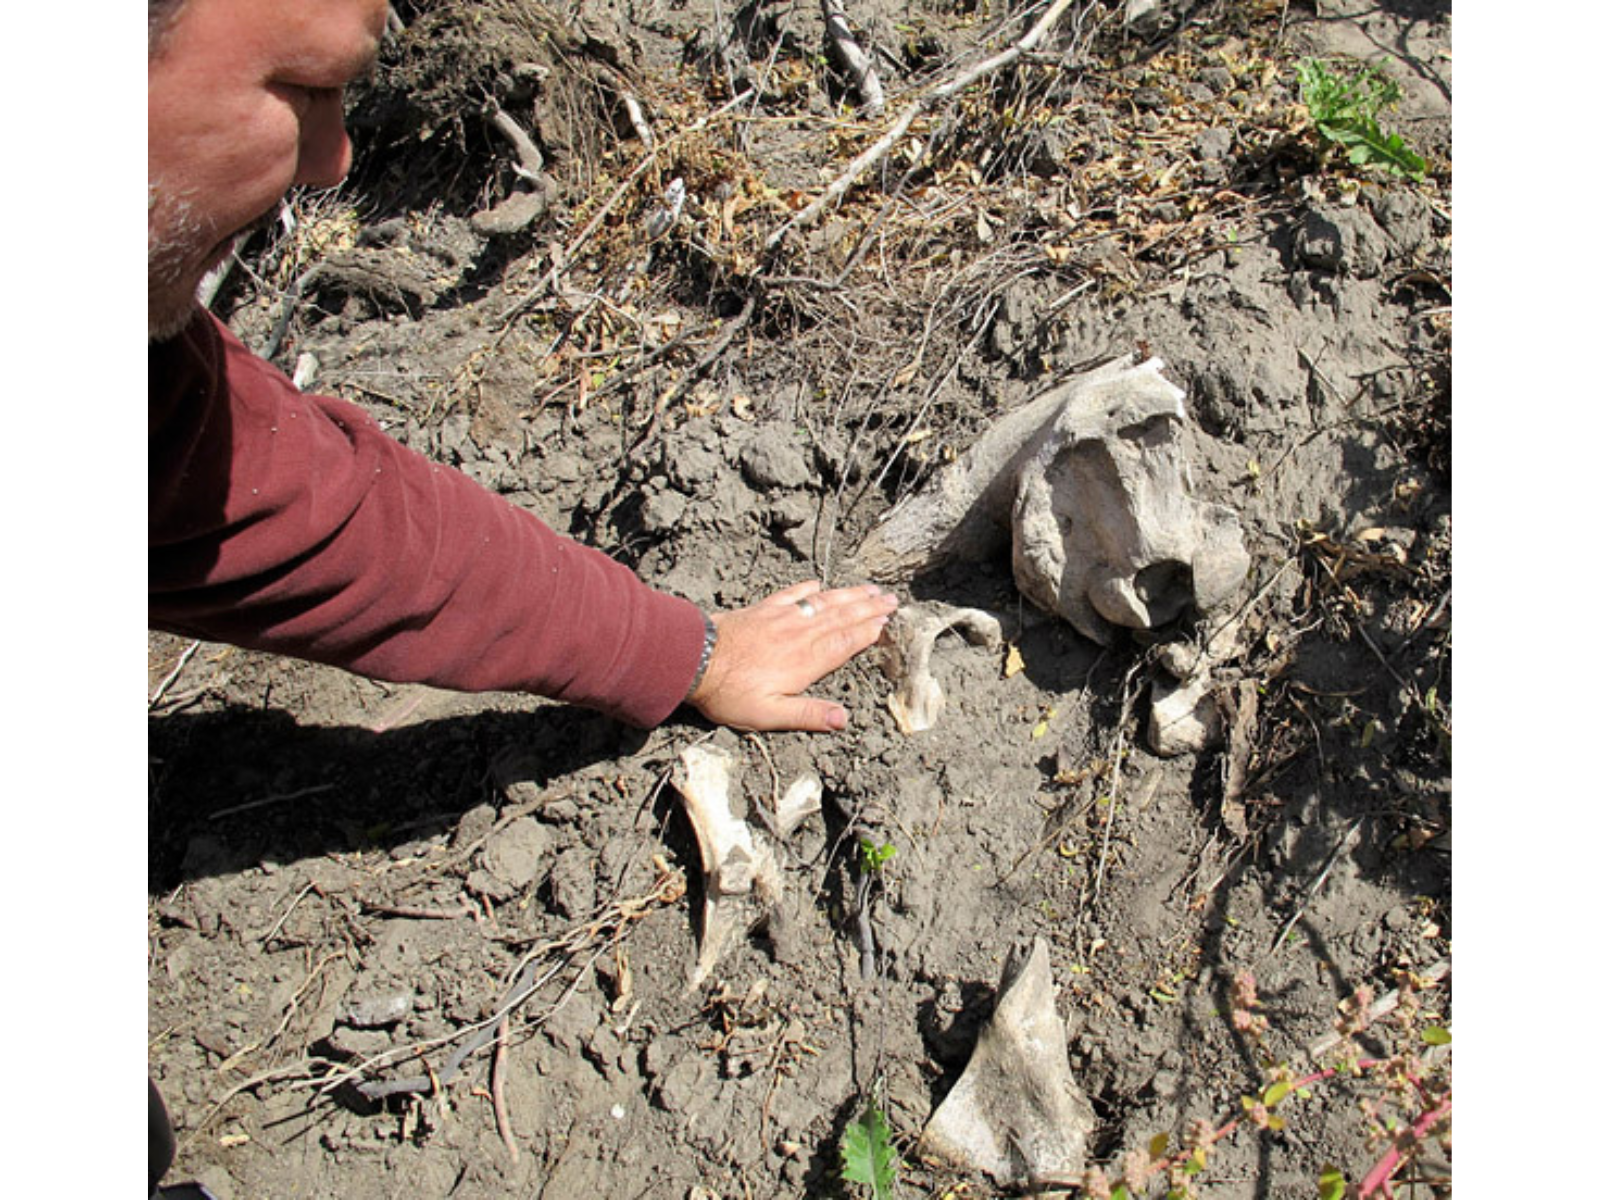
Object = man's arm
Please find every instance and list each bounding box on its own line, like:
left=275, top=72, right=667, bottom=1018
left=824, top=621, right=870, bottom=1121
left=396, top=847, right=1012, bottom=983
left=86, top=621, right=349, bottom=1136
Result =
left=149, top=314, right=706, bottom=727
left=150, top=315, right=898, bottom=730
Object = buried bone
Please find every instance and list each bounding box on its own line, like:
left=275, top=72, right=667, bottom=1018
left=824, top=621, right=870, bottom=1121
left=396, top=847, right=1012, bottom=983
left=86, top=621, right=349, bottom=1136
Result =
left=670, top=744, right=782, bottom=989
left=854, top=355, right=1249, bottom=647
left=879, top=603, right=1004, bottom=734
left=919, top=937, right=1095, bottom=1188
left=774, top=772, right=823, bottom=838
left=1146, top=619, right=1244, bottom=757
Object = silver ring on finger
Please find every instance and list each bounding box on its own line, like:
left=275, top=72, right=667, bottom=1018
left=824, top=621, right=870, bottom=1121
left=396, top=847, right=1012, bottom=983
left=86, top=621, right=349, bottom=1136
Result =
left=795, top=598, right=818, bottom=618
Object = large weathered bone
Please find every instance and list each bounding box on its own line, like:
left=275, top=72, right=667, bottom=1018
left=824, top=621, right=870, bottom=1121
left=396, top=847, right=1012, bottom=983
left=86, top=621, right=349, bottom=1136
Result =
left=855, top=355, right=1249, bottom=646
left=879, top=602, right=1004, bottom=734
left=919, top=937, right=1095, bottom=1188
left=671, top=744, right=782, bottom=988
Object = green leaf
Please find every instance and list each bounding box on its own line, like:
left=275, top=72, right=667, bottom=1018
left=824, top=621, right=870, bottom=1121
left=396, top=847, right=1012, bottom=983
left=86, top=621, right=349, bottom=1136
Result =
left=1318, top=1165, right=1348, bottom=1200
left=1297, top=56, right=1427, bottom=182
left=1263, top=1080, right=1293, bottom=1108
left=1421, top=1024, right=1452, bottom=1046
left=841, top=1103, right=898, bottom=1199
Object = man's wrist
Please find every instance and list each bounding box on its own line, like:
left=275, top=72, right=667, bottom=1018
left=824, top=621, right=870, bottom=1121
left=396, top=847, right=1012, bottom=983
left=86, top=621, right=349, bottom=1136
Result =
left=686, top=611, right=718, bottom=701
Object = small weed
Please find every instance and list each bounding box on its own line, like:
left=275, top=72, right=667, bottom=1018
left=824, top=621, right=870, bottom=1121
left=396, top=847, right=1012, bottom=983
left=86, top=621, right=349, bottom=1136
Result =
left=859, top=837, right=898, bottom=874
left=1296, top=57, right=1427, bottom=182
left=1083, top=969, right=1450, bottom=1198
left=840, top=1101, right=898, bottom=1199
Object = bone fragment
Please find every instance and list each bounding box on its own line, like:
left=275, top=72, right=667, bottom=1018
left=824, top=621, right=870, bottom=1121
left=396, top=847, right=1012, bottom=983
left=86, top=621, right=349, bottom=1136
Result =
left=854, top=355, right=1250, bottom=647
left=775, top=773, right=823, bottom=838
left=919, top=937, right=1094, bottom=1188
left=1146, top=620, right=1243, bottom=757
left=879, top=602, right=1004, bottom=734
left=1148, top=674, right=1221, bottom=756
left=671, top=744, right=782, bottom=988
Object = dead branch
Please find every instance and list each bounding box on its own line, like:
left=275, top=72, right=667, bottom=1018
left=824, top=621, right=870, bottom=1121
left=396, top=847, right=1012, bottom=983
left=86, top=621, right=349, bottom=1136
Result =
left=338, top=866, right=684, bottom=1102
left=148, top=640, right=202, bottom=709
left=492, top=88, right=755, bottom=332
left=488, top=103, right=546, bottom=180
left=765, top=0, right=1077, bottom=252
left=822, top=0, right=885, bottom=117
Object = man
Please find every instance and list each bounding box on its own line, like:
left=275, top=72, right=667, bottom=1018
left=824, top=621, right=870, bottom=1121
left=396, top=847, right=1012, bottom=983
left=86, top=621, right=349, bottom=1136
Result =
left=148, top=0, right=897, bottom=1191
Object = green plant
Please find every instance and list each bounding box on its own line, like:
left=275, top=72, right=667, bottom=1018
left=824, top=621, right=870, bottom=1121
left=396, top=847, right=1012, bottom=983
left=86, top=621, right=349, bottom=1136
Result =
left=1083, top=969, right=1450, bottom=1199
left=1296, top=57, right=1427, bottom=182
left=859, top=837, right=897, bottom=874
left=840, top=1101, right=898, bottom=1199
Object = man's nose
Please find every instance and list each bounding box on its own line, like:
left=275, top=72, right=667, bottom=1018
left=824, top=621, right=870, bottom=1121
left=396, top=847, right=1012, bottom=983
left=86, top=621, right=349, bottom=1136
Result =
left=294, top=90, right=353, bottom=188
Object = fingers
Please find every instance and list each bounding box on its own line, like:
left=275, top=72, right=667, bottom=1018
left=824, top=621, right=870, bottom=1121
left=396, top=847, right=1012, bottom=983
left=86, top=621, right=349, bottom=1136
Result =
left=763, top=579, right=825, bottom=607
left=686, top=580, right=897, bottom=733
left=762, top=696, right=850, bottom=733
left=766, top=582, right=897, bottom=629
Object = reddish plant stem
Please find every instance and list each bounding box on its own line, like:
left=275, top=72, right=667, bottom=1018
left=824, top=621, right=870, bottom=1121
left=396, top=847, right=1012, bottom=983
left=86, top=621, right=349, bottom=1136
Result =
left=1357, top=1094, right=1451, bottom=1200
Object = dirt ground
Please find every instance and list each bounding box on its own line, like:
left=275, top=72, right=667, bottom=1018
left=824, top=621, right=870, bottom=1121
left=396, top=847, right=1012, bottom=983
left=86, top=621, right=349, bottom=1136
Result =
left=148, top=1, right=1451, bottom=1196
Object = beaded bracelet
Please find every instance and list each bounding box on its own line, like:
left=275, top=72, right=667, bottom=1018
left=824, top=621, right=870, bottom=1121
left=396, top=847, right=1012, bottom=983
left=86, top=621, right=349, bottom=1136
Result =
left=686, top=612, right=718, bottom=697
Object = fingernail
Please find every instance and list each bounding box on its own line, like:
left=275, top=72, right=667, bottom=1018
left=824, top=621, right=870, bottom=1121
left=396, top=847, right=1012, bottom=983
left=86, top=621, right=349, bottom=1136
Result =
left=827, top=707, right=848, bottom=730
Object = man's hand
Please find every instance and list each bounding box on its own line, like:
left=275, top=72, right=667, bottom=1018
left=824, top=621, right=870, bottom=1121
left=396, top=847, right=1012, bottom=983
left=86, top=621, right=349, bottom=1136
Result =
left=687, top=580, right=899, bottom=732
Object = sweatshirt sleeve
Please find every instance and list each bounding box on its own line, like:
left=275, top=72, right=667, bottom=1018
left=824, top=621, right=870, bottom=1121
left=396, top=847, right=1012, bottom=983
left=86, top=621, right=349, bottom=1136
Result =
left=148, top=314, right=706, bottom=728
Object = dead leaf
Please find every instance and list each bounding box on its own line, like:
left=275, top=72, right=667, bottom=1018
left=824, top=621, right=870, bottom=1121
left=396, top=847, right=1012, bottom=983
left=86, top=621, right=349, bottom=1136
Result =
left=1004, top=644, right=1026, bottom=678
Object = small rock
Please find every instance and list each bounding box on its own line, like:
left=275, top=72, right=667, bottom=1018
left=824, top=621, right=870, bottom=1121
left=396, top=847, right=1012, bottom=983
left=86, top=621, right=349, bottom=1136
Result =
left=1294, top=205, right=1391, bottom=278
left=640, top=487, right=690, bottom=535
left=657, top=1053, right=713, bottom=1116
left=1130, top=86, right=1167, bottom=112
left=739, top=429, right=812, bottom=491
left=545, top=847, right=597, bottom=919
left=767, top=493, right=814, bottom=531
left=340, top=991, right=412, bottom=1029
left=326, top=1024, right=393, bottom=1059
left=483, top=817, right=552, bottom=893
left=1194, top=127, right=1232, bottom=161
left=451, top=802, right=496, bottom=851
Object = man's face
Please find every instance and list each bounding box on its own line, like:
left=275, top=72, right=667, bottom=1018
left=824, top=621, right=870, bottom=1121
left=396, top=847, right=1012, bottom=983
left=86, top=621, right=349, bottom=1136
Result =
left=148, top=0, right=387, bottom=340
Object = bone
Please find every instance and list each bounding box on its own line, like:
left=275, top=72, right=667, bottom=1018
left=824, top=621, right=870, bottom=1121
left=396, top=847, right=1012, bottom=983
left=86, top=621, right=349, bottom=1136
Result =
left=854, top=355, right=1249, bottom=646
left=775, top=772, right=823, bottom=838
left=879, top=602, right=1004, bottom=734
left=1145, top=620, right=1244, bottom=756
left=670, top=744, right=782, bottom=988
left=919, top=937, right=1094, bottom=1189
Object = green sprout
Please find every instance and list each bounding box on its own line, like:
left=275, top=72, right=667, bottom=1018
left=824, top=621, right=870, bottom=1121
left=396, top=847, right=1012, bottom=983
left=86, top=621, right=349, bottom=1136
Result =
left=1296, top=57, right=1427, bottom=182
left=859, top=837, right=897, bottom=874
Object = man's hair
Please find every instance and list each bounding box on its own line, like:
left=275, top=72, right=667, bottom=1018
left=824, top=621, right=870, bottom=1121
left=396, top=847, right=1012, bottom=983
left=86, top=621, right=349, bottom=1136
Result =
left=149, top=0, right=186, bottom=57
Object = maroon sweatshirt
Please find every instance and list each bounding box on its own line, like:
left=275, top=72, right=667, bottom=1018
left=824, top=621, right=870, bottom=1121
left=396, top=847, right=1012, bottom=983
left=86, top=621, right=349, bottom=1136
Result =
left=149, top=313, right=706, bottom=728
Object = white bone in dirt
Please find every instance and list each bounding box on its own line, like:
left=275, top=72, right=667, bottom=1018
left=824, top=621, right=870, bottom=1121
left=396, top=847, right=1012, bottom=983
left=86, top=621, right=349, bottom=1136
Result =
left=671, top=744, right=782, bottom=988
left=1146, top=621, right=1243, bottom=757
left=775, top=773, right=823, bottom=837
left=879, top=603, right=1004, bottom=734
left=855, top=355, right=1249, bottom=647
left=919, top=937, right=1094, bottom=1189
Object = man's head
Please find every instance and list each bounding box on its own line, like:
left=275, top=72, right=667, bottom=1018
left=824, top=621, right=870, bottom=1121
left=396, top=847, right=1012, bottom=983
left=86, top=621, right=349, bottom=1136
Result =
left=148, top=0, right=387, bottom=341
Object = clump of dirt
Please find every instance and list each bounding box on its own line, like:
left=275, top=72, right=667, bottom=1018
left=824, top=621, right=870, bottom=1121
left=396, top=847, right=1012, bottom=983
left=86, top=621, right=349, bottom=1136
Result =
left=151, top=1, right=1451, bottom=1197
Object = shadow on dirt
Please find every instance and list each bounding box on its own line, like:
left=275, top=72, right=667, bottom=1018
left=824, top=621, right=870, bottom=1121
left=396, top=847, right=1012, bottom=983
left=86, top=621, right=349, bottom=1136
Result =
left=148, top=703, right=653, bottom=895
